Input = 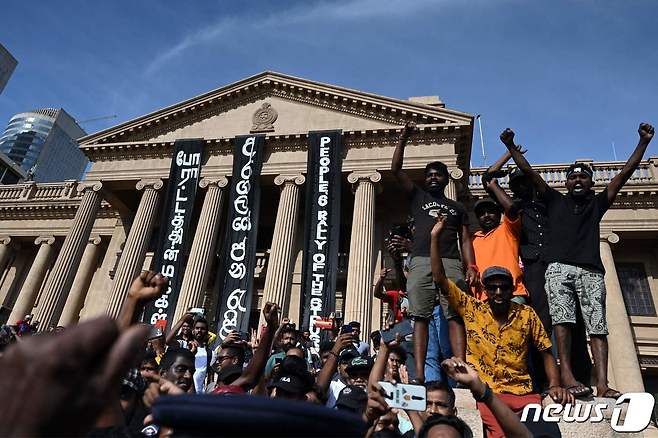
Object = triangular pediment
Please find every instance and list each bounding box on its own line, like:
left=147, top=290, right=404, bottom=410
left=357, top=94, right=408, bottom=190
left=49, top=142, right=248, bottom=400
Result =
left=79, top=71, right=472, bottom=146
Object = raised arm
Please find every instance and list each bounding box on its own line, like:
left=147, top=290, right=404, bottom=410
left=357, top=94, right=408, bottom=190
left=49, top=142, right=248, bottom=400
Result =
left=460, top=225, right=478, bottom=287
left=484, top=179, right=519, bottom=220
left=442, top=358, right=532, bottom=438
left=391, top=122, right=416, bottom=193
left=315, top=333, right=353, bottom=397
left=117, top=271, right=168, bottom=333
left=500, top=128, right=548, bottom=195
left=430, top=217, right=450, bottom=293
left=607, top=123, right=654, bottom=203
left=373, top=268, right=390, bottom=300
left=165, top=312, right=192, bottom=346
left=233, top=302, right=279, bottom=391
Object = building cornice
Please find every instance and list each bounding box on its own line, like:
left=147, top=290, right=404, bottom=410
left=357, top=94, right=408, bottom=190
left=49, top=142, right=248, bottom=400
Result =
left=79, top=71, right=473, bottom=146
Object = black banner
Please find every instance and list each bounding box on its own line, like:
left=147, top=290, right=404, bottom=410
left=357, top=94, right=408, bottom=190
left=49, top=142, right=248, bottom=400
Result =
left=300, top=130, right=343, bottom=347
left=215, top=135, right=265, bottom=341
left=144, top=139, right=203, bottom=331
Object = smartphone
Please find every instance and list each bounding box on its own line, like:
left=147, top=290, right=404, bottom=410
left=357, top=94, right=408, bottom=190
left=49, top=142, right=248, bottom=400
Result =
left=148, top=325, right=164, bottom=340
left=238, top=331, right=250, bottom=342
left=379, top=319, right=414, bottom=344
left=340, top=324, right=353, bottom=334
left=188, top=307, right=205, bottom=316
left=378, top=381, right=427, bottom=411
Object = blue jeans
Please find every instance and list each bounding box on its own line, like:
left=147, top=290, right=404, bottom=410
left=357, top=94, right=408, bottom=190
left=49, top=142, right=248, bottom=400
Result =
left=425, top=304, right=453, bottom=383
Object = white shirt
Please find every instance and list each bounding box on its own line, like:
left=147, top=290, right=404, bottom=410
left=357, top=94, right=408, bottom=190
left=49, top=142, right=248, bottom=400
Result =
left=326, top=378, right=347, bottom=408
left=193, top=346, right=208, bottom=394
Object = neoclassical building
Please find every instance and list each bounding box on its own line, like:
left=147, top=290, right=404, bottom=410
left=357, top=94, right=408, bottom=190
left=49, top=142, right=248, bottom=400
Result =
left=0, top=72, right=656, bottom=396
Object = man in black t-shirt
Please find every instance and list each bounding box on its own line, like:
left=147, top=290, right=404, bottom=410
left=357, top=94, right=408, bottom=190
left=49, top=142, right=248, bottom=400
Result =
left=502, top=123, right=654, bottom=399
left=392, top=121, right=478, bottom=383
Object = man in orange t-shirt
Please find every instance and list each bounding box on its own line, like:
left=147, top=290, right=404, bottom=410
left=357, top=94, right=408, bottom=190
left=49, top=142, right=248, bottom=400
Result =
left=471, top=181, right=528, bottom=303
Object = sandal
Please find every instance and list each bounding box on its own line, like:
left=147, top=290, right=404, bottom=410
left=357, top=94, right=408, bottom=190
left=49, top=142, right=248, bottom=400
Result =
left=599, top=388, right=622, bottom=399
left=566, top=382, right=593, bottom=398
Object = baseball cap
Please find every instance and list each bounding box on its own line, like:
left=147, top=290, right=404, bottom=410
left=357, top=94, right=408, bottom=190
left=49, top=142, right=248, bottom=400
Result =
left=508, top=167, right=525, bottom=183
left=346, top=356, right=374, bottom=374
left=339, top=347, right=360, bottom=363
left=474, top=198, right=501, bottom=215
left=566, top=163, right=594, bottom=179
left=336, top=385, right=368, bottom=412
left=269, top=374, right=309, bottom=395
left=265, top=352, right=286, bottom=376
left=481, top=266, right=513, bottom=285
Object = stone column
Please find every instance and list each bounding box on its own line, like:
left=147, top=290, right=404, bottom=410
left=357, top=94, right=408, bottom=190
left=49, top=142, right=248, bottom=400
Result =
left=9, top=236, right=56, bottom=323
left=58, top=236, right=102, bottom=326
left=600, top=233, right=645, bottom=392
left=34, top=183, right=103, bottom=329
left=106, top=179, right=163, bottom=319
left=344, top=171, right=381, bottom=334
left=0, top=236, right=11, bottom=275
left=173, top=177, right=229, bottom=323
left=445, top=168, right=463, bottom=201
left=259, top=174, right=305, bottom=326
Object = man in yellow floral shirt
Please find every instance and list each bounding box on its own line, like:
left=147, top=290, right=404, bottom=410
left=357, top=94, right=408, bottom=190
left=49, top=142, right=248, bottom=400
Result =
left=431, top=215, right=573, bottom=438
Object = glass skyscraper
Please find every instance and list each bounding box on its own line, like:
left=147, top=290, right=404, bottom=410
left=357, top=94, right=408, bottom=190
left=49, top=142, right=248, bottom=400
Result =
left=0, top=108, right=88, bottom=183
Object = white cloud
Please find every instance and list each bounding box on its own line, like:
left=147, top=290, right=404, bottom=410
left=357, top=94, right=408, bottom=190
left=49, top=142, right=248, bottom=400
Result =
left=143, top=0, right=454, bottom=76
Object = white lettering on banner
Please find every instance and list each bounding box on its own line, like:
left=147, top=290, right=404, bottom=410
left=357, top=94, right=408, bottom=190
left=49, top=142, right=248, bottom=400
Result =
left=520, top=393, right=655, bottom=432
left=220, top=137, right=259, bottom=340
left=306, top=136, right=334, bottom=347
left=150, top=149, right=201, bottom=325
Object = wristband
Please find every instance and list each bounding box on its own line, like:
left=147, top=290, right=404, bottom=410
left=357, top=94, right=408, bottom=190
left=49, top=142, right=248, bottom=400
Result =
left=467, top=264, right=479, bottom=271
left=329, top=351, right=339, bottom=358
left=472, top=383, right=493, bottom=403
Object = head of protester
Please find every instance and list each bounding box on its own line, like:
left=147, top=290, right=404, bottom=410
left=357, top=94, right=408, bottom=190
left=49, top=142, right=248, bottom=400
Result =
left=564, top=162, right=595, bottom=199
left=192, top=316, right=209, bottom=345
left=159, top=348, right=195, bottom=392
left=474, top=198, right=502, bottom=234
left=423, top=160, right=450, bottom=195
left=507, top=168, right=533, bottom=201
left=481, top=266, right=514, bottom=317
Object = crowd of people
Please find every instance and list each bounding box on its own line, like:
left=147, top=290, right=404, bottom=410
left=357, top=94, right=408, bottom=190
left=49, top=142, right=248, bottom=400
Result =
left=0, top=122, right=654, bottom=437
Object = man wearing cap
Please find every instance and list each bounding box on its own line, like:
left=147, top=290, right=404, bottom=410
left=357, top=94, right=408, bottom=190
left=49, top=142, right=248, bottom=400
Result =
left=502, top=123, right=655, bottom=399
left=431, top=215, right=572, bottom=437
left=392, top=121, right=477, bottom=383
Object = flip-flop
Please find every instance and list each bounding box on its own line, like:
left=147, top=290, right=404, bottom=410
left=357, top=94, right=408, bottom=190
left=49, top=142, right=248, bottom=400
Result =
left=599, top=388, right=622, bottom=399
left=566, top=383, right=593, bottom=398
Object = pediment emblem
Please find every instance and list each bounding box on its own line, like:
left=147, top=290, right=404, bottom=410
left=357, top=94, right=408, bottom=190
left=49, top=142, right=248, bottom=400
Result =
left=251, top=102, right=278, bottom=132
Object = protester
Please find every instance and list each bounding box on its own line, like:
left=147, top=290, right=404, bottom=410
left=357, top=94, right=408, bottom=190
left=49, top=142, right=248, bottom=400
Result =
left=349, top=321, right=371, bottom=356
left=431, top=215, right=573, bottom=437
left=502, top=123, right=654, bottom=399
left=316, top=333, right=359, bottom=407
left=187, top=315, right=214, bottom=393
left=166, top=311, right=195, bottom=348
left=392, top=121, right=476, bottom=383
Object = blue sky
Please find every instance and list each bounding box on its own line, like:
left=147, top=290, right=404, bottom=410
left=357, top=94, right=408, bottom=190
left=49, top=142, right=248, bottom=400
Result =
left=1, top=0, right=656, bottom=166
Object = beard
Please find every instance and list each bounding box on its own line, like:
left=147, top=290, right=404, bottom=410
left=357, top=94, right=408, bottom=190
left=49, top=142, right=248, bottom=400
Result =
left=489, top=300, right=510, bottom=316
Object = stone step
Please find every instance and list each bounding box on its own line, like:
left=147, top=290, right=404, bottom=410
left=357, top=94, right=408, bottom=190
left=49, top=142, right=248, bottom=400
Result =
left=453, top=389, right=655, bottom=437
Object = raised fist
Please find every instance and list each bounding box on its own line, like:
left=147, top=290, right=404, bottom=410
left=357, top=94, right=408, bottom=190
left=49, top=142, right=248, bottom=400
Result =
left=639, top=123, right=655, bottom=142
left=499, top=128, right=515, bottom=146
left=400, top=121, right=416, bottom=140
left=262, top=302, right=280, bottom=329
left=128, top=271, right=168, bottom=302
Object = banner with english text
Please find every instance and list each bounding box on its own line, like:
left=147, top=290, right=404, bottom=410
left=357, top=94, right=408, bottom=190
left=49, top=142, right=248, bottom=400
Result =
left=215, top=135, right=265, bottom=340
left=300, top=130, right=343, bottom=348
left=143, top=139, right=203, bottom=332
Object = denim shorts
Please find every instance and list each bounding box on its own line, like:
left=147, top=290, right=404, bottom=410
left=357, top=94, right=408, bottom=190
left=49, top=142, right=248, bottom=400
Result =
left=545, top=262, right=608, bottom=335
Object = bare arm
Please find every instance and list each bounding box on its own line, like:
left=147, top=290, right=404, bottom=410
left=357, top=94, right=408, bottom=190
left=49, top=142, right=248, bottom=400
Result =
left=233, top=303, right=279, bottom=391
left=430, top=217, right=450, bottom=293
left=165, top=313, right=191, bottom=346
left=368, top=341, right=390, bottom=388
left=373, top=268, right=389, bottom=300
left=391, top=122, right=416, bottom=194
left=486, top=150, right=513, bottom=174
left=460, top=224, right=478, bottom=287
left=607, top=123, right=654, bottom=203
left=485, top=179, right=519, bottom=220
left=500, top=129, right=548, bottom=195
left=117, top=271, right=168, bottom=333
left=315, top=333, right=353, bottom=396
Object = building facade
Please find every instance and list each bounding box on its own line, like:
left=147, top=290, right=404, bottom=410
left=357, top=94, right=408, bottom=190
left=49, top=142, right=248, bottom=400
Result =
left=0, top=150, right=27, bottom=184
left=0, top=72, right=656, bottom=396
left=0, top=43, right=17, bottom=95
left=0, top=108, right=88, bottom=182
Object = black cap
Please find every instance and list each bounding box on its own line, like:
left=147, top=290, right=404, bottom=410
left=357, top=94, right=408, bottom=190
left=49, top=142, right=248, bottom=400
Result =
left=216, top=364, right=243, bottom=385
left=346, top=356, right=374, bottom=374
left=474, top=198, right=501, bottom=214
left=336, top=385, right=368, bottom=412
left=481, top=266, right=513, bottom=285
left=339, top=347, right=360, bottom=363
left=269, top=374, right=309, bottom=395
left=508, top=167, right=525, bottom=183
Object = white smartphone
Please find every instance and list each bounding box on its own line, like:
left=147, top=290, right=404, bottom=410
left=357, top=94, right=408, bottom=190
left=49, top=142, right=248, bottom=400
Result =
left=378, top=381, right=427, bottom=411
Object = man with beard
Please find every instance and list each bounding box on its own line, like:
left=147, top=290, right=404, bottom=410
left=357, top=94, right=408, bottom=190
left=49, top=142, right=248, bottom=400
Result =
left=392, top=121, right=477, bottom=382
left=431, top=215, right=572, bottom=438
left=502, top=124, right=654, bottom=399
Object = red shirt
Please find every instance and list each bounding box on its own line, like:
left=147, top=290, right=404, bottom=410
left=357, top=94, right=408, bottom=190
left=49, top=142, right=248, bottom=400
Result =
left=383, top=290, right=406, bottom=323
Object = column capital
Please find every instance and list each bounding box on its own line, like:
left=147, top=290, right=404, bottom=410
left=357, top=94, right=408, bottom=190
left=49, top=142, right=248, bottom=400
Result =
left=136, top=179, right=164, bottom=191
left=0, top=236, right=10, bottom=245
left=200, top=176, right=229, bottom=189
left=274, top=174, right=305, bottom=187
left=77, top=181, right=103, bottom=195
left=347, top=170, right=382, bottom=184
left=89, top=235, right=103, bottom=245
left=35, top=235, right=56, bottom=246
left=601, top=232, right=620, bottom=244
left=449, top=167, right=464, bottom=180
